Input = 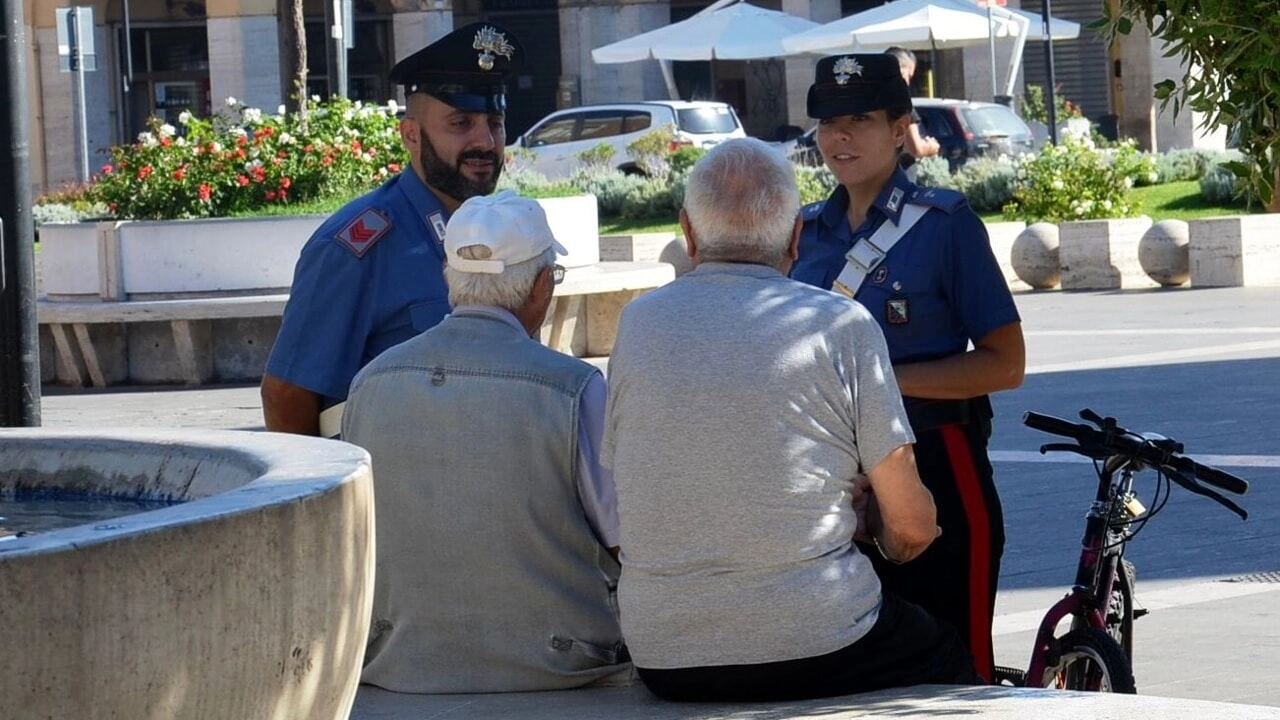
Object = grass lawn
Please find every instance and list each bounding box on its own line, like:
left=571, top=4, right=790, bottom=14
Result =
left=977, top=180, right=1253, bottom=225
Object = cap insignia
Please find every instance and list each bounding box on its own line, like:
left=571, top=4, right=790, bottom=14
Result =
left=833, top=56, right=863, bottom=85
left=473, top=26, right=514, bottom=71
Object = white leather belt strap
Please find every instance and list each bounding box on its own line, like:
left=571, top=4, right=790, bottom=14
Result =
left=318, top=402, right=346, bottom=439
left=832, top=204, right=928, bottom=299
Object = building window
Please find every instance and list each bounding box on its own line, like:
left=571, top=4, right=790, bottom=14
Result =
left=305, top=18, right=393, bottom=103
left=122, top=25, right=211, bottom=139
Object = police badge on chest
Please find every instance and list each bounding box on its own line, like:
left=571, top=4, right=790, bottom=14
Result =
left=886, top=298, right=909, bottom=324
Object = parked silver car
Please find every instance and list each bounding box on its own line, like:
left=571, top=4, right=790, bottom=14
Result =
left=509, top=101, right=746, bottom=179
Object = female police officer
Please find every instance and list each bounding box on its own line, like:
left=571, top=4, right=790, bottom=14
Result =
left=790, top=53, right=1025, bottom=683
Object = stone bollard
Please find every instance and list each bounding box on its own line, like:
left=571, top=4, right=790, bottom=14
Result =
left=1011, top=222, right=1061, bottom=290
left=1139, top=219, right=1190, bottom=287
left=658, top=237, right=695, bottom=277
left=1059, top=216, right=1156, bottom=290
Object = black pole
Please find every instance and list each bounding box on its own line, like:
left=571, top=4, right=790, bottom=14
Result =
left=1, top=0, right=42, bottom=427
left=1042, top=0, right=1059, bottom=145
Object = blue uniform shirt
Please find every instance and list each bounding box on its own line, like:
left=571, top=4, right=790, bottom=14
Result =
left=792, top=168, right=1020, bottom=364
left=266, top=169, right=453, bottom=404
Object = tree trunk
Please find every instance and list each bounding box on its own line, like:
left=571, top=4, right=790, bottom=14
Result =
left=1268, top=164, right=1280, bottom=213
left=277, top=0, right=308, bottom=117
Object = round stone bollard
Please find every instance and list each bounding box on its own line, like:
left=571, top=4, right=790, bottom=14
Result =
left=659, top=237, right=695, bottom=277
left=1012, top=222, right=1061, bottom=289
left=1138, top=219, right=1190, bottom=287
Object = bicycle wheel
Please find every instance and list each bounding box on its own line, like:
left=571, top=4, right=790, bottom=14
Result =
left=1106, top=559, right=1137, bottom=661
left=1040, top=627, right=1136, bottom=693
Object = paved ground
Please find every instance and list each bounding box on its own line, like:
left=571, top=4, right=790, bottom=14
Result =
left=32, top=286, right=1280, bottom=711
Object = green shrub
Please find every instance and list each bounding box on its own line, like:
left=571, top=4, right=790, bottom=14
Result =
left=1156, top=148, right=1212, bottom=184
left=626, top=124, right=676, bottom=177
left=620, top=179, right=678, bottom=220
left=914, top=155, right=957, bottom=190
left=575, top=142, right=616, bottom=170
left=669, top=146, right=708, bottom=175
left=1107, top=143, right=1160, bottom=187
left=1198, top=165, right=1258, bottom=206
left=795, top=165, right=838, bottom=206
left=568, top=166, right=646, bottom=217
left=954, top=158, right=1017, bottom=213
left=1003, top=134, right=1138, bottom=223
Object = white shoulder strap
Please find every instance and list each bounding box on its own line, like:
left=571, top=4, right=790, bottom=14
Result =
left=831, top=204, right=928, bottom=299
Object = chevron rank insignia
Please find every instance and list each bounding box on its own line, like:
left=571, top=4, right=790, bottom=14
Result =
left=336, top=208, right=392, bottom=258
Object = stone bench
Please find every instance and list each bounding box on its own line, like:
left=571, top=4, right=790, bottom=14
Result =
left=351, top=682, right=1280, bottom=719
left=37, top=262, right=675, bottom=388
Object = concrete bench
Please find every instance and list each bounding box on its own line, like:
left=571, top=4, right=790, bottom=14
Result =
left=351, top=682, right=1280, bottom=719
left=37, top=262, right=675, bottom=388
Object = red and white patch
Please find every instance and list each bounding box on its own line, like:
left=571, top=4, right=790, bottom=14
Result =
left=335, top=208, right=392, bottom=258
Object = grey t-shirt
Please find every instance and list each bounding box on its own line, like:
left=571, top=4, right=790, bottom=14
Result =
left=603, top=262, right=915, bottom=669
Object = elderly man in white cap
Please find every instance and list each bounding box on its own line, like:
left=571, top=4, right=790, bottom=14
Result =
left=343, top=190, right=631, bottom=694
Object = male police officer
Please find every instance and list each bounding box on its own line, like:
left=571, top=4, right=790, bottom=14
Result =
left=262, top=23, right=523, bottom=436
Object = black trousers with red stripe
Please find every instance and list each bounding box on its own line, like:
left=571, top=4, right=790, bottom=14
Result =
left=861, top=421, right=1005, bottom=683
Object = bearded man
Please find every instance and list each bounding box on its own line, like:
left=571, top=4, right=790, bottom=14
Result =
left=262, top=23, right=523, bottom=437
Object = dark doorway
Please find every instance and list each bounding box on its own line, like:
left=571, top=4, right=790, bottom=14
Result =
left=483, top=0, right=561, bottom=139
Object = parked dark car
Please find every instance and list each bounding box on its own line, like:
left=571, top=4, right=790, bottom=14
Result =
left=780, top=98, right=1036, bottom=170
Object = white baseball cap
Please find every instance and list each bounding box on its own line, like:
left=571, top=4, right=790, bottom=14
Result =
left=444, top=190, right=568, bottom=274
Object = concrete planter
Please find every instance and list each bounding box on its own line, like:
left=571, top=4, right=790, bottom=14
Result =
left=1188, top=214, right=1280, bottom=287
left=1059, top=216, right=1156, bottom=290
left=983, top=220, right=1029, bottom=291
left=38, top=196, right=602, bottom=301
left=0, top=429, right=374, bottom=720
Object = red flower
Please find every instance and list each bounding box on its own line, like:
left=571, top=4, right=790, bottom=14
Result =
left=236, top=175, right=249, bottom=187
left=160, top=136, right=172, bottom=147
left=198, top=183, right=212, bottom=201
left=387, top=163, right=401, bottom=173
left=137, top=165, right=153, bottom=180
left=101, top=164, right=114, bottom=174
left=279, top=177, right=292, bottom=189
left=173, top=167, right=185, bottom=181
left=304, top=144, right=314, bottom=153
left=236, top=148, right=247, bottom=159
left=250, top=166, right=266, bottom=181
left=321, top=155, right=334, bottom=166
left=236, top=135, right=248, bottom=147
left=352, top=140, right=363, bottom=152
left=265, top=190, right=277, bottom=201
left=277, top=150, right=288, bottom=159
left=278, top=189, right=288, bottom=201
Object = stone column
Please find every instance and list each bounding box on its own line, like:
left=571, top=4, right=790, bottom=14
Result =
left=560, top=0, right=670, bottom=105
left=781, top=0, right=839, bottom=130
left=1149, top=35, right=1225, bottom=152
left=35, top=24, right=114, bottom=188
left=207, top=0, right=281, bottom=112
left=391, top=0, right=454, bottom=65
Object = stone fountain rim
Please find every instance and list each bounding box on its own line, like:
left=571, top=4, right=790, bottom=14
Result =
left=0, top=427, right=371, bottom=558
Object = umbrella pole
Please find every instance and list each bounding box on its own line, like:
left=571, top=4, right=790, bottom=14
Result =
left=1041, top=0, right=1059, bottom=144
left=659, top=59, right=681, bottom=100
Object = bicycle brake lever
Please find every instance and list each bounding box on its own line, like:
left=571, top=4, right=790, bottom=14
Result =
left=1079, top=408, right=1105, bottom=426
left=1039, top=442, right=1094, bottom=457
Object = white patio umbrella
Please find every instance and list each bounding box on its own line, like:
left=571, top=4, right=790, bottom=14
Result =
left=591, top=1, right=822, bottom=63
left=780, top=0, right=1016, bottom=55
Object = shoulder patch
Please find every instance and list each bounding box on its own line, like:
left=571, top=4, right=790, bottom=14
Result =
left=801, top=201, right=825, bottom=222
left=908, top=187, right=968, bottom=214
left=335, top=208, right=393, bottom=258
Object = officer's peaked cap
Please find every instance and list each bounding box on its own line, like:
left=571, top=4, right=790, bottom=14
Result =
left=390, top=22, right=523, bottom=114
left=807, top=53, right=912, bottom=120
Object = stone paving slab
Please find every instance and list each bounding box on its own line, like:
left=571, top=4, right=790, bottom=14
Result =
left=351, top=684, right=1280, bottom=720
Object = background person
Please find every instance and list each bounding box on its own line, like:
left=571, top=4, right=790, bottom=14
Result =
left=344, top=190, right=631, bottom=693
left=885, top=46, right=941, bottom=169
left=261, top=23, right=522, bottom=437
left=791, top=53, right=1026, bottom=684
left=604, top=137, right=979, bottom=703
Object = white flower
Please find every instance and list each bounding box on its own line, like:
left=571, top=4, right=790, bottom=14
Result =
left=386, top=99, right=399, bottom=115
left=354, top=100, right=363, bottom=110
left=157, top=123, right=176, bottom=138
left=137, top=131, right=157, bottom=146
left=1102, top=199, right=1113, bottom=210
left=310, top=94, right=322, bottom=103
left=278, top=105, right=287, bottom=115
left=174, top=137, right=188, bottom=147
left=230, top=127, right=248, bottom=137
left=378, top=166, right=389, bottom=177
left=178, top=110, right=193, bottom=125
left=1147, top=171, right=1159, bottom=184
left=1051, top=179, right=1064, bottom=190
left=279, top=132, right=295, bottom=145
left=242, top=107, right=263, bottom=124
left=226, top=96, right=238, bottom=107
left=210, top=141, right=223, bottom=153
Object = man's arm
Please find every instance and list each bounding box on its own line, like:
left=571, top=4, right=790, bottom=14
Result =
left=893, top=321, right=1025, bottom=399
left=261, top=373, right=322, bottom=435
left=903, top=122, right=940, bottom=159
left=862, top=444, right=938, bottom=563
left=577, top=372, right=621, bottom=557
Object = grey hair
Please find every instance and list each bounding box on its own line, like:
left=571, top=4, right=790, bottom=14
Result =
left=682, top=137, right=800, bottom=267
left=445, top=246, right=556, bottom=311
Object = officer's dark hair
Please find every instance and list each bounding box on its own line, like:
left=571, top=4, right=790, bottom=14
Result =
left=887, top=106, right=912, bottom=122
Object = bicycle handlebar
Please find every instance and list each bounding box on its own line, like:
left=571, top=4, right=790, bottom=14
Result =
left=1023, top=410, right=1250, bottom=519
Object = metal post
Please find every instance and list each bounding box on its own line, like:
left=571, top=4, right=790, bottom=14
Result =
left=73, top=8, right=89, bottom=183
left=1042, top=0, right=1059, bottom=145
left=987, top=2, right=998, bottom=100
left=1, top=0, right=43, bottom=426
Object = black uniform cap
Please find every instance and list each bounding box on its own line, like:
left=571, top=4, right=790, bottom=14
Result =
left=806, top=53, right=912, bottom=120
left=389, top=22, right=523, bottom=114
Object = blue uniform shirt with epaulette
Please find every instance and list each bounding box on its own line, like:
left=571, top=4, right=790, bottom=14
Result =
left=266, top=168, right=452, bottom=405
left=791, top=167, right=1020, bottom=364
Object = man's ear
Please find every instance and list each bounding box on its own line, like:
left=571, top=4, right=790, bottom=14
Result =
left=788, top=214, right=802, bottom=261
left=679, top=208, right=697, bottom=261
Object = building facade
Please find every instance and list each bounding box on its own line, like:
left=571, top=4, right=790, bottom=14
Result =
left=21, top=0, right=1221, bottom=194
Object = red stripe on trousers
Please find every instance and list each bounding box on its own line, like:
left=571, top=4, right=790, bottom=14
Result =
left=940, top=424, right=994, bottom=683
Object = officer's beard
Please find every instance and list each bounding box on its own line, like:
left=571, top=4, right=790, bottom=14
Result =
left=418, top=128, right=503, bottom=202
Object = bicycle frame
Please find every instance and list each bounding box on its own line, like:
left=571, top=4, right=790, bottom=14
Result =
left=1025, top=455, right=1137, bottom=685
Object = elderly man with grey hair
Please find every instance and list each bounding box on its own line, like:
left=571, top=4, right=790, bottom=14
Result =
left=343, top=190, right=631, bottom=694
left=603, top=138, right=979, bottom=702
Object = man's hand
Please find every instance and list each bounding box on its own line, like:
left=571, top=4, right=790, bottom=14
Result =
left=852, top=476, right=875, bottom=544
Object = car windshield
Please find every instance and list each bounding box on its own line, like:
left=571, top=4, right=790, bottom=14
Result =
left=676, top=106, right=739, bottom=134
left=963, top=106, right=1029, bottom=138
